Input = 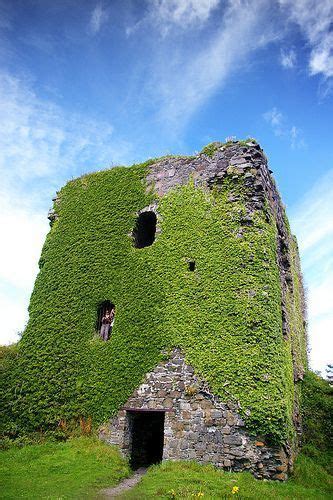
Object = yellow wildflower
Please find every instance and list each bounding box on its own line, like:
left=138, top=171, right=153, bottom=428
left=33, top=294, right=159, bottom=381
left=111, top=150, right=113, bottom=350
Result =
left=232, top=486, right=239, bottom=494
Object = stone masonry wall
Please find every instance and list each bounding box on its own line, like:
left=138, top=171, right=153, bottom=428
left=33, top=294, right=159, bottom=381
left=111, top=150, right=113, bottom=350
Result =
left=100, top=349, right=290, bottom=480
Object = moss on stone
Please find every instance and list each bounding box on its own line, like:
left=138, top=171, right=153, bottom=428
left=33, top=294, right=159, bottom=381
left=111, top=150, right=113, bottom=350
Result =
left=200, top=142, right=223, bottom=157
left=201, top=139, right=258, bottom=157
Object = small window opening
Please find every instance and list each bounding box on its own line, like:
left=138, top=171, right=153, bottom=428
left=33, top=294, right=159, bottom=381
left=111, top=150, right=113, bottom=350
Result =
left=128, top=410, right=165, bottom=469
left=97, top=300, right=115, bottom=341
left=133, top=211, right=157, bottom=248
left=188, top=260, right=195, bottom=271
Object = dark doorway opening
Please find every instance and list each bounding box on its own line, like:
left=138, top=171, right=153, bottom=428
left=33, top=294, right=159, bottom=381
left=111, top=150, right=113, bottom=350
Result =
left=96, top=300, right=115, bottom=341
left=188, top=260, right=195, bottom=271
left=128, top=410, right=165, bottom=469
left=133, top=211, right=157, bottom=248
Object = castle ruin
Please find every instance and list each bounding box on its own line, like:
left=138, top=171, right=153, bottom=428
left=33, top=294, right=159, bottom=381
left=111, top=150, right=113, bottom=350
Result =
left=18, top=140, right=307, bottom=480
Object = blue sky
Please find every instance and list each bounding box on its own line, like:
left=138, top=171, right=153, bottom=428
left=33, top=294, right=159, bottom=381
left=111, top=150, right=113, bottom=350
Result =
left=0, top=0, right=332, bottom=374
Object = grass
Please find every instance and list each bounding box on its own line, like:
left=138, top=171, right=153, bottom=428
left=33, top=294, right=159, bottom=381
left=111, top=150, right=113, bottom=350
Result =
left=121, top=453, right=333, bottom=499
left=0, top=436, right=130, bottom=499
left=1, top=438, right=332, bottom=499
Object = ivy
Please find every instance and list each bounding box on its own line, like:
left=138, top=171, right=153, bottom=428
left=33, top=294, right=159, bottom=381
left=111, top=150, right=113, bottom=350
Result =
left=1, top=152, right=306, bottom=444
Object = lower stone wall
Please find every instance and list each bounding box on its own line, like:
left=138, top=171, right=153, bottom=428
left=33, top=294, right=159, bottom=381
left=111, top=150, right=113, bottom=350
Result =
left=99, top=349, right=291, bottom=480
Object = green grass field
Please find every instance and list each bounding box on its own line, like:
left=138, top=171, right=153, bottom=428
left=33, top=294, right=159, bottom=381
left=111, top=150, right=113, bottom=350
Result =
left=122, top=455, right=332, bottom=499
left=1, top=437, right=332, bottom=499
left=0, top=437, right=130, bottom=499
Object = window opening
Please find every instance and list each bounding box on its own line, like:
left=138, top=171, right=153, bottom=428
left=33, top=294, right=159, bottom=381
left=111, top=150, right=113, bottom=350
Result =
left=97, top=300, right=115, bottom=341
left=188, top=260, right=195, bottom=271
left=133, top=211, right=157, bottom=248
left=127, top=410, right=165, bottom=469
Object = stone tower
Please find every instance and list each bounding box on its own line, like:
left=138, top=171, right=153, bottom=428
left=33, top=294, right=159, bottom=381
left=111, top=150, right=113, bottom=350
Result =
left=18, top=140, right=307, bottom=480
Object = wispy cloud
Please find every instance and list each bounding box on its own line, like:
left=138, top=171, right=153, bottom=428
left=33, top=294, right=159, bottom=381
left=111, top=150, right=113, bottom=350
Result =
left=0, top=71, right=131, bottom=187
left=145, top=0, right=278, bottom=128
left=280, top=48, right=296, bottom=69
left=279, top=0, right=333, bottom=80
left=150, top=0, right=220, bottom=33
left=126, top=0, right=220, bottom=37
left=0, top=70, right=132, bottom=345
left=290, top=170, right=333, bottom=373
left=89, top=3, right=109, bottom=35
left=263, top=107, right=306, bottom=149
left=263, top=107, right=283, bottom=130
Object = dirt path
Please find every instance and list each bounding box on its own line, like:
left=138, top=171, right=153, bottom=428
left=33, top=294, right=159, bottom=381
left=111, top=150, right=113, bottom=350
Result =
left=99, top=467, right=147, bottom=498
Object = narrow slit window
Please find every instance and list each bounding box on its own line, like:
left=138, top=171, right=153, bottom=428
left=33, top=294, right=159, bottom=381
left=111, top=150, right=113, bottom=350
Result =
left=188, top=261, right=195, bottom=271
left=97, top=300, right=115, bottom=341
left=133, top=211, right=157, bottom=248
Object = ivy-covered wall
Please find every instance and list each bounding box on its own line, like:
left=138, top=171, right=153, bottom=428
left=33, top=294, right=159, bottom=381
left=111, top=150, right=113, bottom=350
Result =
left=1, top=141, right=307, bottom=445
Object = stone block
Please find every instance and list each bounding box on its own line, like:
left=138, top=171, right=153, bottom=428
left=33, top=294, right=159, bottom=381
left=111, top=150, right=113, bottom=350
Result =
left=181, top=410, right=191, bottom=419
left=211, top=410, right=222, bottom=418
left=180, top=441, right=188, bottom=450
left=170, top=391, right=181, bottom=398
left=274, top=473, right=287, bottom=481
left=200, top=400, right=212, bottom=409
left=194, top=410, right=204, bottom=417
left=228, top=448, right=246, bottom=457
left=226, top=413, right=236, bottom=426
left=224, top=435, right=242, bottom=445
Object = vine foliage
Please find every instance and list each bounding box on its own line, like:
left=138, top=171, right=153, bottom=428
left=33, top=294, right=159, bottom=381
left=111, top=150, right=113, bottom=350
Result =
left=1, top=151, right=307, bottom=444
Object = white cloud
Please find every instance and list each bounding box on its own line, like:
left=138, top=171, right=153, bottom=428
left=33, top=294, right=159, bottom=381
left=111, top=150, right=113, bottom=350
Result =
left=280, top=0, right=333, bottom=79
left=290, top=170, right=333, bottom=374
left=89, top=3, right=109, bottom=35
left=0, top=191, right=48, bottom=345
left=263, top=107, right=305, bottom=149
left=263, top=107, right=283, bottom=130
left=148, top=0, right=278, bottom=127
left=0, top=290, right=28, bottom=344
left=280, top=48, right=296, bottom=69
left=289, top=125, right=306, bottom=149
left=150, top=0, right=220, bottom=31
left=0, top=71, right=131, bottom=185
left=0, top=71, right=132, bottom=345
left=0, top=191, right=48, bottom=292
left=127, top=0, right=219, bottom=37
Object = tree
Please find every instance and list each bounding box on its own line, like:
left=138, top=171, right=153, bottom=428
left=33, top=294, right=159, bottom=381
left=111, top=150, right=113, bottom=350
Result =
left=325, top=364, right=333, bottom=384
